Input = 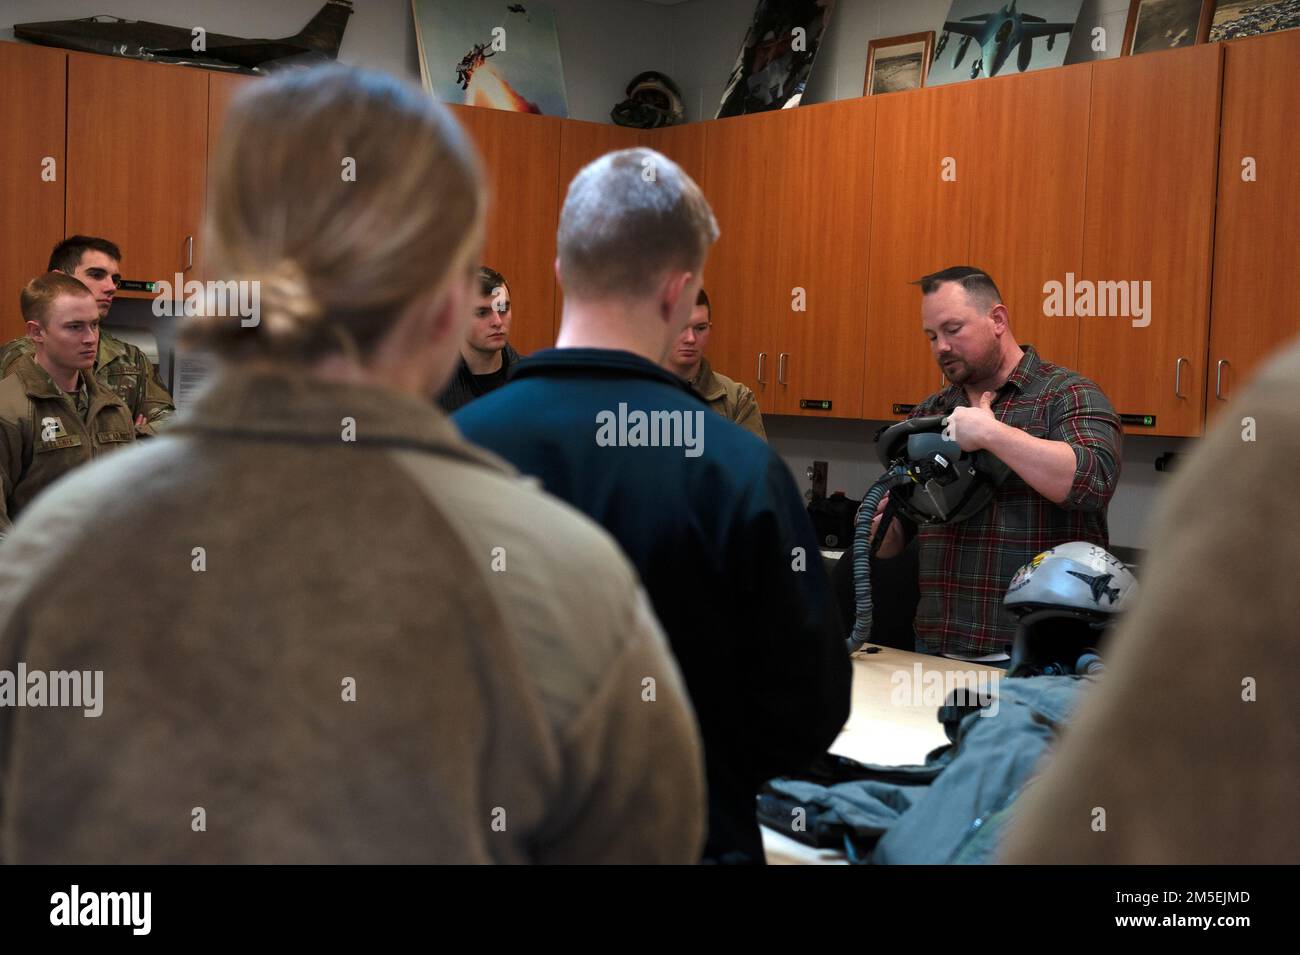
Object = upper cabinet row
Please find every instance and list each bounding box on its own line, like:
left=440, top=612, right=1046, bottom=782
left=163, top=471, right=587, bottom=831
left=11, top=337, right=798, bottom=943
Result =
left=2, top=31, right=1296, bottom=437
left=653, top=34, right=1297, bottom=437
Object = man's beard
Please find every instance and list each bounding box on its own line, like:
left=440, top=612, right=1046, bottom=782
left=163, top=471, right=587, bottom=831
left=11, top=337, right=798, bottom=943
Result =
left=940, top=347, right=998, bottom=385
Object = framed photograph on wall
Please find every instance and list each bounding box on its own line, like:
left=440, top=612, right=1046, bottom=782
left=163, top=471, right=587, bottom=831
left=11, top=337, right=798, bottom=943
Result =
left=1122, top=0, right=1212, bottom=55
left=863, top=32, right=935, bottom=95
left=1208, top=1, right=1300, bottom=41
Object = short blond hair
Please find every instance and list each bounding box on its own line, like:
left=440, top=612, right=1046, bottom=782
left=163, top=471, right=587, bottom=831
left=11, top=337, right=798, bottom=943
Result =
left=557, top=148, right=718, bottom=302
left=20, top=271, right=93, bottom=327
left=191, top=65, right=485, bottom=361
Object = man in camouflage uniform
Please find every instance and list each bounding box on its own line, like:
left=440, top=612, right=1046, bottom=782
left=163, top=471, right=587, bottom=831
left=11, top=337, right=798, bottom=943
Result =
left=0, top=236, right=174, bottom=436
left=662, top=287, right=766, bottom=440
left=0, top=273, right=135, bottom=536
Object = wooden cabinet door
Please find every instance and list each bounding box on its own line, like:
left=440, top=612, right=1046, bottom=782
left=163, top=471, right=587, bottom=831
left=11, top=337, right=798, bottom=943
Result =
left=864, top=81, right=980, bottom=420
left=772, top=98, right=874, bottom=418
left=968, top=63, right=1091, bottom=373
left=199, top=73, right=258, bottom=282
left=0, top=42, right=67, bottom=341
left=1207, top=29, right=1300, bottom=420
left=553, top=121, right=641, bottom=327
left=447, top=105, right=561, bottom=356
left=642, top=122, right=707, bottom=189
left=65, top=53, right=207, bottom=295
left=558, top=121, right=641, bottom=191
left=700, top=111, right=786, bottom=414
left=1077, top=45, right=1222, bottom=437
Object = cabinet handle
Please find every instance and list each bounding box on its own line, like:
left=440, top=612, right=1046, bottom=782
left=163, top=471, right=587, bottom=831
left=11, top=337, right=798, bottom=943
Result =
left=757, top=352, right=767, bottom=384
left=778, top=352, right=788, bottom=385
left=1174, top=357, right=1188, bottom=398
left=184, top=234, right=194, bottom=271
left=1215, top=359, right=1230, bottom=401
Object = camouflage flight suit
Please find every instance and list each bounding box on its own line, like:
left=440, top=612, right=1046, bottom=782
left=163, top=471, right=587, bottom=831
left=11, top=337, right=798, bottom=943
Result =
left=0, top=354, right=136, bottom=535
left=0, top=332, right=175, bottom=436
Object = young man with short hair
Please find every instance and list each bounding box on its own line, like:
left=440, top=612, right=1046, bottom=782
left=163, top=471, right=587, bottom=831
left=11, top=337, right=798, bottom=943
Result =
left=437, top=265, right=521, bottom=412
left=0, top=236, right=176, bottom=435
left=663, top=287, right=766, bottom=439
left=456, top=148, right=849, bottom=864
left=0, top=272, right=135, bottom=535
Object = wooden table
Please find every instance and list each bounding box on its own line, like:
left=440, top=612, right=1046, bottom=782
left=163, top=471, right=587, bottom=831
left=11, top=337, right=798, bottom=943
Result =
left=762, top=645, right=1001, bottom=865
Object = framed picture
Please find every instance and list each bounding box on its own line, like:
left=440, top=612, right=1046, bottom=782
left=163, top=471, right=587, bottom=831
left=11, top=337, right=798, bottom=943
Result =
left=1122, top=0, right=1212, bottom=55
left=1208, top=1, right=1300, bottom=41
left=863, top=32, right=934, bottom=95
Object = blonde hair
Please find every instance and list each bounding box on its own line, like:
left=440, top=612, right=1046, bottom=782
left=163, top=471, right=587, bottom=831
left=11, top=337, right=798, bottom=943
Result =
left=20, top=271, right=94, bottom=327
left=557, top=148, right=718, bottom=302
left=190, top=65, right=485, bottom=361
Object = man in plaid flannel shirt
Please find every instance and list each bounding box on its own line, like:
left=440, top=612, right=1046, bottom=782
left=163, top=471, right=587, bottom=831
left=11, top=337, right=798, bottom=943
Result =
left=871, top=267, right=1122, bottom=663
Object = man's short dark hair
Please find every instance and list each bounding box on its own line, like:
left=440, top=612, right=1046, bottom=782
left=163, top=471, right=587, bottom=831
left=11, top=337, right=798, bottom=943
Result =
left=48, top=236, right=122, bottom=273
left=696, top=287, right=710, bottom=314
left=913, top=266, right=1002, bottom=311
left=477, top=265, right=507, bottom=297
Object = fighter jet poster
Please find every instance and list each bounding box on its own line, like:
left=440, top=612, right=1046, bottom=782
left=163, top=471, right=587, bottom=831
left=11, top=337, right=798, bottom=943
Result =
left=926, top=0, right=1083, bottom=86
left=715, top=0, right=837, bottom=118
left=412, top=0, right=569, bottom=115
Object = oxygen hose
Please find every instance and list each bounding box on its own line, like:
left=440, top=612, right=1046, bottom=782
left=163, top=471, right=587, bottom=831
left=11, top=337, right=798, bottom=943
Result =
left=847, top=466, right=909, bottom=653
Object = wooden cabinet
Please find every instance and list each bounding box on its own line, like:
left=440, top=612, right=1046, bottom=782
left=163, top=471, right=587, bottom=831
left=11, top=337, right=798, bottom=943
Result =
left=699, top=110, right=787, bottom=414
left=1206, top=28, right=1300, bottom=421
left=65, top=52, right=208, bottom=294
left=2, top=38, right=1288, bottom=435
left=1076, top=45, right=1222, bottom=437
left=557, top=120, right=640, bottom=193
left=863, top=81, right=980, bottom=420
left=200, top=73, right=258, bottom=281
left=447, top=105, right=561, bottom=356
left=0, top=42, right=66, bottom=341
left=772, top=98, right=874, bottom=418
left=643, top=122, right=707, bottom=188
left=967, top=63, right=1091, bottom=373
left=553, top=120, right=640, bottom=327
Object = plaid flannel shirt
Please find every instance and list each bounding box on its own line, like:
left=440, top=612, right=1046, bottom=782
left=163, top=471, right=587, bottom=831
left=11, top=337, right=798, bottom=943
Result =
left=903, top=347, right=1122, bottom=656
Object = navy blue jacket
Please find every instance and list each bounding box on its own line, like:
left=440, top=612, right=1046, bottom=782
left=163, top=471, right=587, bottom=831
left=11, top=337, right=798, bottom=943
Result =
left=455, top=348, right=851, bottom=863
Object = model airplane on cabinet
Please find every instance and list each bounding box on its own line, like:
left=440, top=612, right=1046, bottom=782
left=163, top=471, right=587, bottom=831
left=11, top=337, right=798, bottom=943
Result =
left=13, top=0, right=353, bottom=73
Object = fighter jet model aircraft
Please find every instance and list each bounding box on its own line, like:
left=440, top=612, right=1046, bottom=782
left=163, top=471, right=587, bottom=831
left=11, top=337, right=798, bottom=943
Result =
left=934, top=0, right=1074, bottom=80
left=13, top=0, right=353, bottom=74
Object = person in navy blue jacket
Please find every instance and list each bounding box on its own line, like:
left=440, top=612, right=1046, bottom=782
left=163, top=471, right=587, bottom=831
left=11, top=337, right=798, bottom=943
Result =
left=455, top=147, right=850, bottom=864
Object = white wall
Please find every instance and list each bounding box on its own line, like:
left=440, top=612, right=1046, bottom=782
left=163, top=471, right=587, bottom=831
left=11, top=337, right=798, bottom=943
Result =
left=0, top=0, right=672, bottom=122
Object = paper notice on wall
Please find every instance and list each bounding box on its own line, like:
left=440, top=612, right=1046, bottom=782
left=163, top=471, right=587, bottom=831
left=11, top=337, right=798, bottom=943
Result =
left=172, top=351, right=218, bottom=411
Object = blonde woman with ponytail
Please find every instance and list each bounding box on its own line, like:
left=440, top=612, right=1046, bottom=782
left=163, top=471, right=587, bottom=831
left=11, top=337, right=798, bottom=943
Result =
left=0, top=66, right=704, bottom=865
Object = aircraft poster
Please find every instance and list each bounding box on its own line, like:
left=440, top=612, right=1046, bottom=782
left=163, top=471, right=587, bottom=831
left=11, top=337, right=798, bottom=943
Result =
left=412, top=0, right=569, bottom=116
left=926, top=0, right=1084, bottom=86
left=715, top=0, right=837, bottom=118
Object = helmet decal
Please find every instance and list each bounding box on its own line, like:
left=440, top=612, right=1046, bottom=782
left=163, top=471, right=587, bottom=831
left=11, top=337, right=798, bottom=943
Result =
left=1066, top=570, right=1122, bottom=605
